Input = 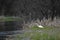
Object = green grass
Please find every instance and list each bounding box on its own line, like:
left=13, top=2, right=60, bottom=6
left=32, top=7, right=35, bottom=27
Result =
left=15, top=31, right=60, bottom=40
left=0, top=16, right=22, bottom=21
left=6, top=25, right=60, bottom=40
left=13, top=26, right=60, bottom=40
left=30, top=25, right=53, bottom=30
left=23, top=30, right=60, bottom=40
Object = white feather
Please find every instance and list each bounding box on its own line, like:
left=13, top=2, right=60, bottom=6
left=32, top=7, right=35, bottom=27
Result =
left=37, top=25, right=44, bottom=28
left=35, top=23, right=44, bottom=28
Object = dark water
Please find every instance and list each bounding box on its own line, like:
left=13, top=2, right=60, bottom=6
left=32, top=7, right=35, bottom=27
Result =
left=0, top=21, right=23, bottom=31
left=0, top=21, right=23, bottom=40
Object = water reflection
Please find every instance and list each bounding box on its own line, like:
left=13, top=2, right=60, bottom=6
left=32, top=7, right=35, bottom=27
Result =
left=0, top=36, right=6, bottom=40
left=0, top=21, right=23, bottom=31
left=0, top=20, right=23, bottom=40
left=0, top=16, right=23, bottom=40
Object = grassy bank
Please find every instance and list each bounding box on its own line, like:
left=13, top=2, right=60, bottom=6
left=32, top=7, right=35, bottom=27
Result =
left=6, top=26, right=60, bottom=40
left=0, top=16, right=21, bottom=22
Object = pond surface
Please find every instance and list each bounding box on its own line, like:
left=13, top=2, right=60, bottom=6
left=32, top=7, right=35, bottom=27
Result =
left=0, top=21, right=23, bottom=32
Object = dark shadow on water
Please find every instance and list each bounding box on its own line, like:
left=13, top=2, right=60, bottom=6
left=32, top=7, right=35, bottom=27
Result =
left=0, top=21, right=23, bottom=31
left=0, top=36, right=6, bottom=40
left=0, top=21, right=23, bottom=40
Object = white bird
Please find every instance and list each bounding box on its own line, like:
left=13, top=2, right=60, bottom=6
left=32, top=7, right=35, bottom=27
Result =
left=35, top=23, right=44, bottom=28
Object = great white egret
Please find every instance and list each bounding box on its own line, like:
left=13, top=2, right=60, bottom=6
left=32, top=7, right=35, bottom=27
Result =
left=35, top=23, right=44, bottom=28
